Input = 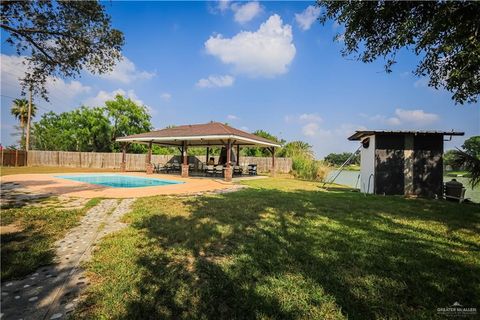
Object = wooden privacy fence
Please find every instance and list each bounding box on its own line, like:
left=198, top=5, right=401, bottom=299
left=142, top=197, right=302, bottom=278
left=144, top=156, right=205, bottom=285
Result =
left=27, top=150, right=292, bottom=173
left=1, top=149, right=27, bottom=166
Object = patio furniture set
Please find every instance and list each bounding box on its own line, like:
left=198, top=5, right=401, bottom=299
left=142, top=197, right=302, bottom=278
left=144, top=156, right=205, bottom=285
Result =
left=153, top=161, right=257, bottom=177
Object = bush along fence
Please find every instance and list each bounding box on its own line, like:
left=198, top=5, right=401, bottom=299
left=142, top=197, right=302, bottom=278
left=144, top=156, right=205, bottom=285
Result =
left=25, top=150, right=292, bottom=174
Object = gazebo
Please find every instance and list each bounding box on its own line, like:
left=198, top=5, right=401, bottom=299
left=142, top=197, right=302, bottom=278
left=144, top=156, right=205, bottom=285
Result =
left=116, top=122, right=281, bottom=181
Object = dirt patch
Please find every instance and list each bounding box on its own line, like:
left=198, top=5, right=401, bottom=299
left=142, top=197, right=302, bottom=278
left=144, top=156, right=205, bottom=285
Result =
left=0, top=223, right=22, bottom=235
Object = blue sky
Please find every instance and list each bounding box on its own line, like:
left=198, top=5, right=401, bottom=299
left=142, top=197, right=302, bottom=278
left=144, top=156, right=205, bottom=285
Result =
left=1, top=1, right=478, bottom=157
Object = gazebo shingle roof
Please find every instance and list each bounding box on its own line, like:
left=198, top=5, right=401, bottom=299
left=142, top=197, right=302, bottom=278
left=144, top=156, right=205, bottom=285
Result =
left=116, top=122, right=281, bottom=147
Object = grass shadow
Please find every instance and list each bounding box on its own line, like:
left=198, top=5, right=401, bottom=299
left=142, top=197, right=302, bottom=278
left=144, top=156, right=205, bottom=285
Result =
left=76, top=186, right=480, bottom=319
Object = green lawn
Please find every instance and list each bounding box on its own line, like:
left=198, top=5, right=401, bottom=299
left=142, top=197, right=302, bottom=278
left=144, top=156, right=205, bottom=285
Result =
left=1, top=198, right=100, bottom=280
left=73, top=178, right=480, bottom=319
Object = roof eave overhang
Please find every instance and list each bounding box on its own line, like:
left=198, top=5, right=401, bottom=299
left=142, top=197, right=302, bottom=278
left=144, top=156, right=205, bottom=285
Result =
left=348, top=131, right=465, bottom=141
left=116, top=134, right=281, bottom=148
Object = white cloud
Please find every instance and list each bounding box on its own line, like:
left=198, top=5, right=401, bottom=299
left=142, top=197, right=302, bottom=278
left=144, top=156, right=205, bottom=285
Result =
left=98, top=55, right=155, bottom=84
left=299, top=113, right=322, bottom=123
left=394, top=108, right=440, bottom=125
left=83, top=89, right=145, bottom=107
left=218, top=0, right=231, bottom=12
left=231, top=2, right=263, bottom=24
left=369, top=114, right=402, bottom=126
left=368, top=108, right=440, bottom=126
left=160, top=92, right=172, bottom=101
left=302, top=122, right=319, bottom=137
left=414, top=77, right=429, bottom=88
left=240, top=126, right=250, bottom=132
left=295, top=5, right=321, bottom=31
left=285, top=113, right=322, bottom=124
left=1, top=54, right=91, bottom=111
left=196, top=75, right=235, bottom=88
left=208, top=0, right=231, bottom=14
left=227, top=114, right=239, bottom=120
left=205, top=14, right=296, bottom=77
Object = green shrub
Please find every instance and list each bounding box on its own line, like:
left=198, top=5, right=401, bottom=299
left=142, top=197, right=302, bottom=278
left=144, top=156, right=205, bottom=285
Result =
left=291, top=154, right=331, bottom=181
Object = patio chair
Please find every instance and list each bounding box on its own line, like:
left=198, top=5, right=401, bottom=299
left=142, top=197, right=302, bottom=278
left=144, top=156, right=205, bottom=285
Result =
left=172, top=162, right=181, bottom=172
left=248, top=164, right=257, bottom=176
left=164, top=163, right=173, bottom=173
left=233, top=165, right=243, bottom=175
left=154, top=163, right=165, bottom=173
left=205, top=165, right=215, bottom=177
left=156, top=164, right=167, bottom=173
left=214, top=165, right=224, bottom=177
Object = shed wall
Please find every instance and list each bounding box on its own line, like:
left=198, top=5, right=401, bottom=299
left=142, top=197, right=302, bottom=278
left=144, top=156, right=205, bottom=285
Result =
left=360, top=135, right=375, bottom=193
left=374, top=134, right=405, bottom=195
left=412, top=134, right=444, bottom=197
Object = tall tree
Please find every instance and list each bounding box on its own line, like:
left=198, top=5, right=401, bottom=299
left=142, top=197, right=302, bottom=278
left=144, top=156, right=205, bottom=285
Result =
left=10, top=98, right=37, bottom=149
left=32, top=107, right=111, bottom=152
left=317, top=1, right=480, bottom=104
left=243, top=130, right=285, bottom=157
left=1, top=1, right=124, bottom=99
left=105, top=95, right=152, bottom=153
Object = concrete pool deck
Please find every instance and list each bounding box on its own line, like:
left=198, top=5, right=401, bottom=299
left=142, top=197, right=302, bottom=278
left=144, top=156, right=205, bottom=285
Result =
left=0, top=172, right=250, bottom=198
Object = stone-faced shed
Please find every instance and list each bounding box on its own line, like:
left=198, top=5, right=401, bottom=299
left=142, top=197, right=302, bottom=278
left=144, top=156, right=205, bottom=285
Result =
left=348, top=130, right=464, bottom=198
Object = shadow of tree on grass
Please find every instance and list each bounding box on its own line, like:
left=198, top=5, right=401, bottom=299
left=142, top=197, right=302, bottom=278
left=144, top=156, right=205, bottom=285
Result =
left=78, top=188, right=480, bottom=319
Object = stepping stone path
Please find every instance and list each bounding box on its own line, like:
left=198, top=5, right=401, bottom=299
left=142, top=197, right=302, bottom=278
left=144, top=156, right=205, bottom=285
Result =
left=0, top=198, right=135, bottom=320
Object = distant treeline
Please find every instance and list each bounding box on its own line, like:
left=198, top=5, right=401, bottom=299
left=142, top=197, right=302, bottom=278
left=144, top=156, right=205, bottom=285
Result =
left=323, top=152, right=360, bottom=166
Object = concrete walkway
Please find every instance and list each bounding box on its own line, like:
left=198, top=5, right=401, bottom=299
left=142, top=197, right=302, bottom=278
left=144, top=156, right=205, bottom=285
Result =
left=1, top=198, right=134, bottom=320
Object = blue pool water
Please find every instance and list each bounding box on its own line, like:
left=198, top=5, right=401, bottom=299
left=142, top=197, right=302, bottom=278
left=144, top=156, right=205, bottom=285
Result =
left=55, top=174, right=183, bottom=188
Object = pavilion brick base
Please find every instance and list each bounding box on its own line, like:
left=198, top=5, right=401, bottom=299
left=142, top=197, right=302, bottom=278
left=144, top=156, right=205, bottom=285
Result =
left=224, top=166, right=233, bottom=182
left=181, top=164, right=189, bottom=178
left=146, top=163, right=154, bottom=174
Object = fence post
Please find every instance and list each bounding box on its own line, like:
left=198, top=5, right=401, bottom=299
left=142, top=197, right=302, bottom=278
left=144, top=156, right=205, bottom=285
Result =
left=15, top=150, right=18, bottom=167
left=57, top=151, right=60, bottom=166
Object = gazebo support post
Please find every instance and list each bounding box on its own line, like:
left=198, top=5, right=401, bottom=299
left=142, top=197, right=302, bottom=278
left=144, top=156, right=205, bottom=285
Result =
left=120, top=143, right=127, bottom=172
left=224, top=140, right=233, bottom=182
left=146, top=141, right=153, bottom=174
left=270, top=147, right=276, bottom=177
left=181, top=141, right=189, bottom=178
left=236, top=145, right=240, bottom=165
left=206, top=147, right=210, bottom=164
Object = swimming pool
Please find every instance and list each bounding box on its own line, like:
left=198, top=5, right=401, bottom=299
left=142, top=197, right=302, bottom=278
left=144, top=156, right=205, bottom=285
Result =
left=55, top=174, right=183, bottom=188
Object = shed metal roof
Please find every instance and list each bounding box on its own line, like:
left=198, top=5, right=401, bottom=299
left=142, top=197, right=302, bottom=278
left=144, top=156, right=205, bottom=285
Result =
left=116, top=122, right=281, bottom=147
left=348, top=130, right=465, bottom=141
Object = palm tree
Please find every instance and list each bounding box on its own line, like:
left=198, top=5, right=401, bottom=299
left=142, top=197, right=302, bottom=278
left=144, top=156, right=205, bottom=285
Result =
left=10, top=98, right=37, bottom=149
left=281, top=141, right=314, bottom=158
